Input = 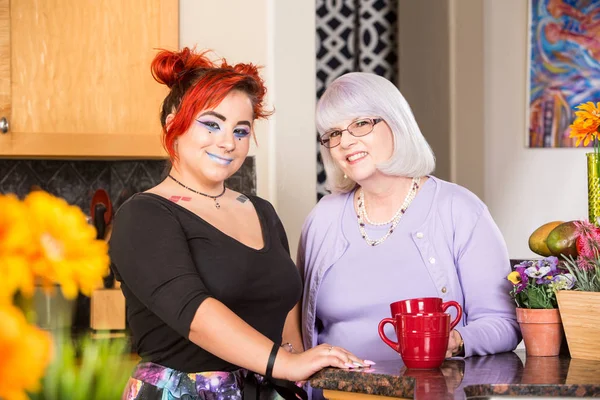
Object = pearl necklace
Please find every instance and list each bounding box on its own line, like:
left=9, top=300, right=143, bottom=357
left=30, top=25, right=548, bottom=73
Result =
left=356, top=177, right=421, bottom=246
left=363, top=193, right=401, bottom=226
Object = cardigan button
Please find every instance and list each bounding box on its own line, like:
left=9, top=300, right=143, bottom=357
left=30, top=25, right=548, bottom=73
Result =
left=429, top=257, right=436, bottom=264
left=441, top=287, right=447, bottom=293
left=416, top=232, right=424, bottom=239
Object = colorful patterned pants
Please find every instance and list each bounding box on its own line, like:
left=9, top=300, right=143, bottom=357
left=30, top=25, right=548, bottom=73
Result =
left=123, top=362, right=289, bottom=400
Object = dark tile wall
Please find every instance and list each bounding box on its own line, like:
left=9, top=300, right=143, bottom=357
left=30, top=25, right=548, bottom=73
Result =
left=0, top=157, right=256, bottom=215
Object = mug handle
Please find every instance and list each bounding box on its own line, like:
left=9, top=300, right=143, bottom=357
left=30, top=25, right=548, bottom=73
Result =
left=441, top=300, right=463, bottom=330
left=378, top=318, right=398, bottom=350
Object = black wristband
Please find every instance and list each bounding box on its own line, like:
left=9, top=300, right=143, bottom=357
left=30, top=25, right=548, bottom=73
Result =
left=265, top=341, right=280, bottom=380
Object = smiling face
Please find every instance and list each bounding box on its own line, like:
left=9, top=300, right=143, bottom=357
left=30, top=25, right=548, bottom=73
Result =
left=327, top=116, right=394, bottom=184
left=172, top=90, right=254, bottom=186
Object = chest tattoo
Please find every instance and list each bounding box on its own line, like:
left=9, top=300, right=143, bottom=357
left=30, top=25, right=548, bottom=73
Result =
left=169, top=195, right=192, bottom=203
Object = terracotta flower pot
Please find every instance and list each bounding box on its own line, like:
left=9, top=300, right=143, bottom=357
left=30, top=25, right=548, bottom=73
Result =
left=516, top=308, right=563, bottom=357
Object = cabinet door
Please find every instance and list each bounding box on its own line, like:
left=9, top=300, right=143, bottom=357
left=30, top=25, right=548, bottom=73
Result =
left=0, top=0, right=178, bottom=158
left=0, top=0, right=9, bottom=137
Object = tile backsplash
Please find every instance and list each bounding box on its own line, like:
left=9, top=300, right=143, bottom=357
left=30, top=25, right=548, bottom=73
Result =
left=0, top=157, right=256, bottom=214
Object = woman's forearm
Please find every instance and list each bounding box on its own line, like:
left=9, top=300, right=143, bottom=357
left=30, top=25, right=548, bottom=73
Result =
left=188, top=298, right=292, bottom=379
left=457, top=317, right=520, bottom=357
left=282, top=302, right=304, bottom=353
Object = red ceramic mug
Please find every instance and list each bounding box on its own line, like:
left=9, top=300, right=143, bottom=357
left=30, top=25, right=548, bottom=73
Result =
left=378, top=312, right=451, bottom=369
left=390, top=297, right=462, bottom=329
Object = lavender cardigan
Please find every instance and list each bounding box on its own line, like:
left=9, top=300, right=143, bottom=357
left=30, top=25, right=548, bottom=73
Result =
left=297, top=176, right=521, bottom=358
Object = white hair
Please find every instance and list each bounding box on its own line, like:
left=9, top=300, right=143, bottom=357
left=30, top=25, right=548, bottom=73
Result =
left=316, top=72, right=436, bottom=194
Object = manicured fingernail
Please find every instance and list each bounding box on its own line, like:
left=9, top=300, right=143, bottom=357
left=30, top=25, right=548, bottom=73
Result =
left=352, top=361, right=366, bottom=367
left=364, top=360, right=376, bottom=365
left=344, top=362, right=355, bottom=368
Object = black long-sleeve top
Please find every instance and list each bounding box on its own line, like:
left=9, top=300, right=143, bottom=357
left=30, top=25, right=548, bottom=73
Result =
left=109, top=193, right=302, bottom=373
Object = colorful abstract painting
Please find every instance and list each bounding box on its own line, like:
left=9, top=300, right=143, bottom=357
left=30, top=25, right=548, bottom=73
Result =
left=528, top=0, right=600, bottom=147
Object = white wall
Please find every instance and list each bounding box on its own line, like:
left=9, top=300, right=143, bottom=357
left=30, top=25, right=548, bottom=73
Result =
left=449, top=0, right=485, bottom=200
left=179, top=0, right=589, bottom=260
left=400, top=0, right=590, bottom=259
left=483, top=0, right=588, bottom=258
left=398, top=0, right=452, bottom=183
left=179, top=0, right=316, bottom=256
left=271, top=2, right=317, bottom=257
left=398, top=0, right=486, bottom=198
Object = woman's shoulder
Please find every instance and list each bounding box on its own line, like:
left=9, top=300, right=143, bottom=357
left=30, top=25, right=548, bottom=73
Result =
left=301, top=191, right=352, bottom=233
left=114, top=192, right=176, bottom=221
left=244, top=193, right=276, bottom=215
left=430, top=176, right=486, bottom=213
left=109, top=194, right=181, bottom=250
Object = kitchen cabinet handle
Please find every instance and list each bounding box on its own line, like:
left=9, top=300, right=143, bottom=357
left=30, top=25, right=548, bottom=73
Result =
left=0, top=117, right=8, bottom=134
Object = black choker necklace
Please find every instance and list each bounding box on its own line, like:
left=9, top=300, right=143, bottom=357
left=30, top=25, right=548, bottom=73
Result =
left=168, top=175, right=226, bottom=209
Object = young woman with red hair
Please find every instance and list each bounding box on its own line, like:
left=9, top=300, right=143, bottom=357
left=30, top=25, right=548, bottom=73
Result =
left=108, top=48, right=366, bottom=400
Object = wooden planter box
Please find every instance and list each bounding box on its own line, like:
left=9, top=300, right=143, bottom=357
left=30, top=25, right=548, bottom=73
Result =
left=556, top=291, right=600, bottom=361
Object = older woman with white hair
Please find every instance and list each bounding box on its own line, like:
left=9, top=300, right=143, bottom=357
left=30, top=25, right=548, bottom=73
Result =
left=298, top=72, right=520, bottom=367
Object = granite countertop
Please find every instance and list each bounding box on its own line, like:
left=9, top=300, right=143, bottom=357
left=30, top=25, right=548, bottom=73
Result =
left=309, top=350, right=600, bottom=399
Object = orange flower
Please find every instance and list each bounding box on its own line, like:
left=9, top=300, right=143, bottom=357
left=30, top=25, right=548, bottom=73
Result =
left=0, top=304, right=52, bottom=400
left=569, top=101, right=600, bottom=147
left=25, top=191, right=109, bottom=299
left=0, top=194, right=36, bottom=303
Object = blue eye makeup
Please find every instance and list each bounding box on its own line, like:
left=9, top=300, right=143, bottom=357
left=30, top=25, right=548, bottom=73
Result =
left=196, top=120, right=250, bottom=139
left=197, top=120, right=221, bottom=132
left=234, top=128, right=251, bottom=139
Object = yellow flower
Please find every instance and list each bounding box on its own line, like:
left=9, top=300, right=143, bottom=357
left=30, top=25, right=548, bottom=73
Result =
left=0, top=194, right=36, bottom=303
left=569, top=101, right=600, bottom=147
left=25, top=191, right=110, bottom=299
left=0, top=304, right=52, bottom=400
left=507, top=271, right=522, bottom=285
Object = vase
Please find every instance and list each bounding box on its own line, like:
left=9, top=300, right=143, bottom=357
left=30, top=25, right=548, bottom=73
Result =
left=516, top=308, right=564, bottom=357
left=587, top=153, right=600, bottom=225
left=32, top=283, right=75, bottom=331
left=557, top=291, right=600, bottom=361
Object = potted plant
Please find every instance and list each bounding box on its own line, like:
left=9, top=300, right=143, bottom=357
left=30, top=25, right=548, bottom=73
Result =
left=559, top=220, right=600, bottom=362
left=0, top=191, right=132, bottom=400
left=507, top=256, right=575, bottom=356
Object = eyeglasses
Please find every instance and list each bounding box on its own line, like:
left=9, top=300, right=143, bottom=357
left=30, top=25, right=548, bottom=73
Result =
left=319, top=118, right=383, bottom=148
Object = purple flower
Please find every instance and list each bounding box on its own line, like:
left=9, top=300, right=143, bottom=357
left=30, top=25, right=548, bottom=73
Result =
left=525, top=265, right=551, bottom=279
left=552, top=273, right=576, bottom=291
left=537, top=275, right=555, bottom=285
left=515, top=266, right=529, bottom=285
left=546, top=256, right=559, bottom=271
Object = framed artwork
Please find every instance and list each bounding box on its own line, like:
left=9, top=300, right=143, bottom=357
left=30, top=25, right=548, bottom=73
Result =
left=528, top=0, right=600, bottom=148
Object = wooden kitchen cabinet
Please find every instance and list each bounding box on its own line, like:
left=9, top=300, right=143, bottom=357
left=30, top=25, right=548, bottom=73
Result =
left=0, top=0, right=177, bottom=158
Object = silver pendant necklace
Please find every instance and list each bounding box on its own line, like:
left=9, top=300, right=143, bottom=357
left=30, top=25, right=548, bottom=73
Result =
left=357, top=177, right=421, bottom=246
left=168, top=175, right=226, bottom=209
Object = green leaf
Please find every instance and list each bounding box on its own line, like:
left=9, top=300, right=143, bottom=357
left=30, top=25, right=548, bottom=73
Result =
left=528, top=287, right=553, bottom=309
left=29, top=333, right=133, bottom=400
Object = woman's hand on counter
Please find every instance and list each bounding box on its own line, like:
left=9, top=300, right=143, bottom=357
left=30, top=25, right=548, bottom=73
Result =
left=273, top=343, right=373, bottom=382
